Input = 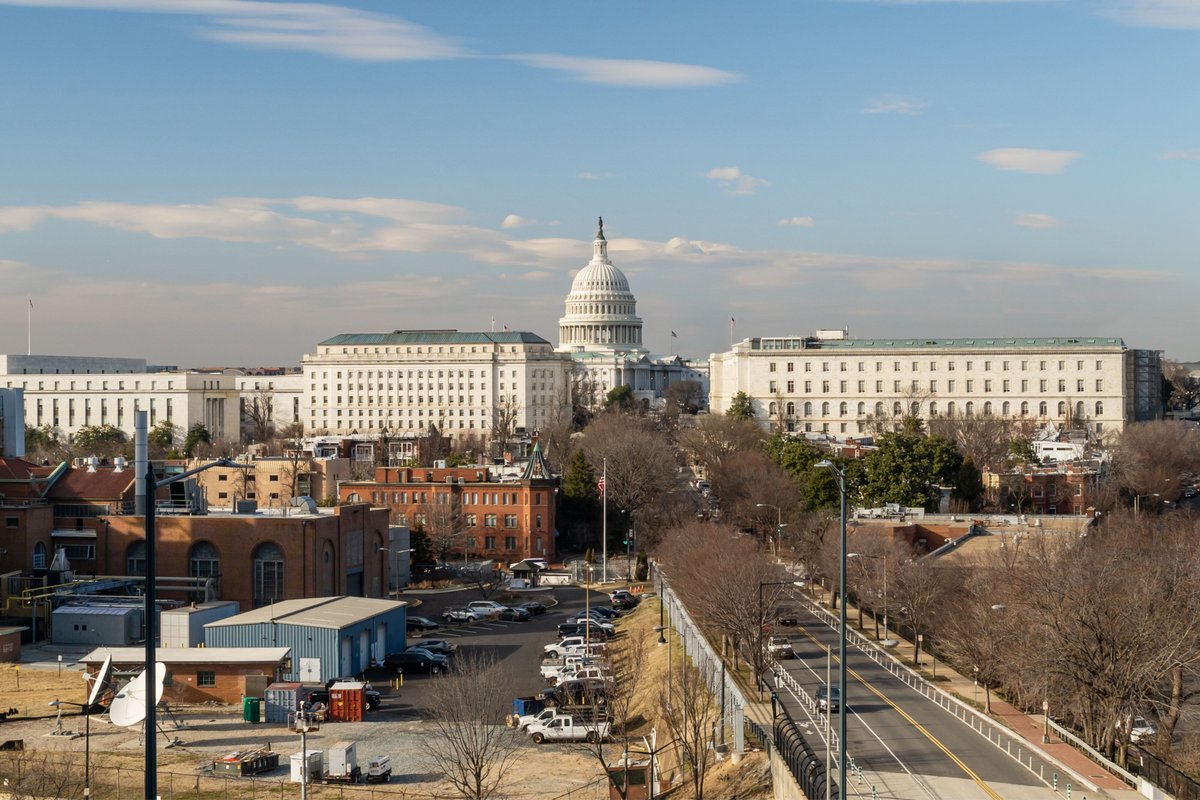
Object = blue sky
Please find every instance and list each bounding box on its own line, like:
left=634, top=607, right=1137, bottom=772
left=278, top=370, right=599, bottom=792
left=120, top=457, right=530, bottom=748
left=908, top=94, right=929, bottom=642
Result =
left=1, top=0, right=1197, bottom=365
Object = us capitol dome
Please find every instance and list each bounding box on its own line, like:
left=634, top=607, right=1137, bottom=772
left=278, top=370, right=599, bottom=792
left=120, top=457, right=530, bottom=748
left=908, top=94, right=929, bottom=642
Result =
left=557, top=217, right=647, bottom=356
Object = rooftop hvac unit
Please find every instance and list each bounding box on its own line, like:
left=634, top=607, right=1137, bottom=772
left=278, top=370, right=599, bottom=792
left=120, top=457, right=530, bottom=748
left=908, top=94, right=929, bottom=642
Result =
left=290, top=495, right=319, bottom=514
left=113, top=456, right=127, bottom=472
left=434, top=460, right=447, bottom=469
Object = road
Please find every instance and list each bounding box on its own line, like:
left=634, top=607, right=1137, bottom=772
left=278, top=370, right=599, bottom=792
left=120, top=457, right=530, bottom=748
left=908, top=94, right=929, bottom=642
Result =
left=776, top=603, right=1065, bottom=800
left=369, top=586, right=592, bottom=718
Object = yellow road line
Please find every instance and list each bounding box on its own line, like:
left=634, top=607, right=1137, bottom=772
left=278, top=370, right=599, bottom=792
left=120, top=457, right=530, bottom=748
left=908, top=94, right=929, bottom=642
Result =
left=798, top=628, right=1005, bottom=800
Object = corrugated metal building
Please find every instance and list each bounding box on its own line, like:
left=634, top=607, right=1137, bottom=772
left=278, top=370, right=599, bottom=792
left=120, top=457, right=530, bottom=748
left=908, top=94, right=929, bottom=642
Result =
left=52, top=605, right=142, bottom=646
left=161, top=601, right=240, bottom=648
left=203, top=596, right=406, bottom=682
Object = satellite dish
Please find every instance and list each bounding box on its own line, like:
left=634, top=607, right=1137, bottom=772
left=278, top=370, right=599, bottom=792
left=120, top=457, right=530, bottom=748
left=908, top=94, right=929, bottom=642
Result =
left=86, top=654, right=114, bottom=707
left=108, top=662, right=167, bottom=728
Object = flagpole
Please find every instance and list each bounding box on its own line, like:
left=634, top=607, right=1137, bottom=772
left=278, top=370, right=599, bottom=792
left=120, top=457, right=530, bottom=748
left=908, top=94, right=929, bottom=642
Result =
left=602, top=458, right=608, bottom=584
left=27, top=298, right=32, bottom=356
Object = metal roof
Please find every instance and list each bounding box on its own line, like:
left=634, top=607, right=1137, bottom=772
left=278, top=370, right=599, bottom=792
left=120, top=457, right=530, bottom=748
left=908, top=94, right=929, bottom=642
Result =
left=319, top=331, right=549, bottom=346
left=80, top=647, right=291, bottom=665
left=204, top=596, right=407, bottom=630
left=53, top=605, right=140, bottom=617
left=753, top=336, right=1125, bottom=352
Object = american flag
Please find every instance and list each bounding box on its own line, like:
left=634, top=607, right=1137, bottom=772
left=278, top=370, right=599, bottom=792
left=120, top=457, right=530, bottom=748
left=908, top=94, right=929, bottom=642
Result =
left=597, top=476, right=606, bottom=493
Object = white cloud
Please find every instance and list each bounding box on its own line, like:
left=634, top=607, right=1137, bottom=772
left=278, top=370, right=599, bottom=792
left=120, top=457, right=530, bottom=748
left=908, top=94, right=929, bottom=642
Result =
left=1104, top=0, right=1200, bottom=28
left=777, top=216, right=815, bottom=227
left=1163, top=149, right=1200, bottom=161
left=1014, top=212, right=1062, bottom=229
left=862, top=95, right=929, bottom=115
left=509, top=54, right=740, bottom=88
left=704, top=167, right=769, bottom=196
left=978, top=147, right=1082, bottom=174
left=577, top=172, right=605, bottom=181
left=502, top=214, right=535, bottom=229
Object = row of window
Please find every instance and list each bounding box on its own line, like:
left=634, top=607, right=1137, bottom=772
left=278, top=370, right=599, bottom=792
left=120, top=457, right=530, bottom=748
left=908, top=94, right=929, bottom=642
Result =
left=318, top=345, right=542, bottom=356
left=767, top=399, right=1107, bottom=419
left=767, top=358, right=1109, bottom=374
left=767, top=379, right=1104, bottom=394
left=33, top=396, right=174, bottom=429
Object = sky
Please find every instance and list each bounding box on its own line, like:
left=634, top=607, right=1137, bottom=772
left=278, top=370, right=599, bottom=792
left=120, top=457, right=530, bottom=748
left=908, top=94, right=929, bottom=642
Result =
left=0, top=0, right=1198, bottom=366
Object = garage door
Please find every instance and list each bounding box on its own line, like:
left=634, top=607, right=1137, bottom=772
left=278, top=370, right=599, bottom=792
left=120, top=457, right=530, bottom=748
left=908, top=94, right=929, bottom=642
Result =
left=358, top=629, right=370, bottom=673
left=340, top=636, right=352, bottom=676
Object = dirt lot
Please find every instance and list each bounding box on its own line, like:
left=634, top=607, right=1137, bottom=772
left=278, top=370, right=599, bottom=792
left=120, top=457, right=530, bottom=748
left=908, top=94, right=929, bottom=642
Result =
left=0, top=661, right=93, bottom=719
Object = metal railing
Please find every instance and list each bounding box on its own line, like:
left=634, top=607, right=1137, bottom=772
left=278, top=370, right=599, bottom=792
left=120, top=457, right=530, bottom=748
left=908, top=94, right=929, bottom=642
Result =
left=1047, top=719, right=1137, bottom=787
left=795, top=589, right=1103, bottom=794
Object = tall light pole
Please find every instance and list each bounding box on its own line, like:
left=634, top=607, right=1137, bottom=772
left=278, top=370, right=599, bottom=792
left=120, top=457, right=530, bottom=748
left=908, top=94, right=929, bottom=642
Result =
left=379, top=547, right=415, bottom=599
left=143, top=454, right=250, bottom=800
left=816, top=459, right=847, bottom=799
left=755, top=503, right=786, bottom=556
left=1133, top=492, right=1160, bottom=519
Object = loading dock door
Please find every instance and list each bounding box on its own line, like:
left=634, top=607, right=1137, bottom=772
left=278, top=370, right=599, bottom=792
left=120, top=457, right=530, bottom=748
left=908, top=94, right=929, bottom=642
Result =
left=358, top=629, right=370, bottom=672
left=340, top=636, right=352, bottom=676
left=374, top=622, right=387, bottom=664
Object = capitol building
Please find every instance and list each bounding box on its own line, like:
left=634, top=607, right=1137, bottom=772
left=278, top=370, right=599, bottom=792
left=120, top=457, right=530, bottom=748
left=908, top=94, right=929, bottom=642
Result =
left=557, top=218, right=707, bottom=406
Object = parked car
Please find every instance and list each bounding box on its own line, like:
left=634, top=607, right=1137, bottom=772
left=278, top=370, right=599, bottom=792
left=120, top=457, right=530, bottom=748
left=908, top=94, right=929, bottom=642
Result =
left=528, top=715, right=611, bottom=744
left=541, top=677, right=614, bottom=707
left=586, top=606, right=623, bottom=619
left=610, top=591, right=640, bottom=610
left=557, top=621, right=612, bottom=640
left=406, top=615, right=441, bottom=632
left=1124, top=715, right=1157, bottom=744
left=466, top=600, right=509, bottom=618
left=565, top=614, right=615, bottom=633
left=384, top=650, right=449, bottom=674
left=442, top=606, right=490, bottom=624
left=498, top=606, right=532, bottom=621
left=777, top=607, right=799, bottom=626
left=816, top=685, right=840, bottom=712
left=517, top=601, right=547, bottom=616
left=407, top=639, right=458, bottom=657
left=544, top=636, right=609, bottom=659
left=323, top=677, right=383, bottom=709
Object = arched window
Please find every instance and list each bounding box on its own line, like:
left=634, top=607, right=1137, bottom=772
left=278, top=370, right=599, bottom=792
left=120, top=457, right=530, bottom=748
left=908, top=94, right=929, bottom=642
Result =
left=1057, top=401, right=1067, bottom=416
left=253, top=542, right=285, bottom=607
left=1076, top=401, right=1085, bottom=419
left=839, top=402, right=848, bottom=416
left=965, top=401, right=975, bottom=417
left=769, top=402, right=778, bottom=415
left=983, top=401, right=993, bottom=416
left=33, top=542, right=47, bottom=570
left=892, top=402, right=902, bottom=416
left=911, top=401, right=920, bottom=417
left=929, top=401, right=938, bottom=416
left=1039, top=401, right=1048, bottom=417
left=126, top=541, right=146, bottom=576
left=786, top=402, right=795, bottom=416
left=1001, top=401, right=1010, bottom=416
left=821, top=402, right=830, bottom=417
left=947, top=402, right=956, bottom=417
left=189, top=542, right=220, bottom=581
left=1095, top=401, right=1104, bottom=416
left=804, top=401, right=812, bottom=416
left=857, top=402, right=866, bottom=415
left=875, top=402, right=885, bottom=417
left=1020, top=401, right=1029, bottom=416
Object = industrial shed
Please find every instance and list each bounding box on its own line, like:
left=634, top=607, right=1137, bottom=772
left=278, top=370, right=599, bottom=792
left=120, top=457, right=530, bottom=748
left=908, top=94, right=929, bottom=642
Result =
left=203, top=596, right=406, bottom=682
left=81, top=647, right=291, bottom=705
left=52, top=605, right=142, bottom=646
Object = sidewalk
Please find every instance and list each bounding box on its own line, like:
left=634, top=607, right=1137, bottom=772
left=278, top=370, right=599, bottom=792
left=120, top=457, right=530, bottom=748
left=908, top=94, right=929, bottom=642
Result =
left=810, top=587, right=1138, bottom=797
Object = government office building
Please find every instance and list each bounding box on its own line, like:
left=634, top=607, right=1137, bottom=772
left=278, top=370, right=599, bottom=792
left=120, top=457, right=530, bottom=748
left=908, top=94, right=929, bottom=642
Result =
left=709, top=330, right=1162, bottom=437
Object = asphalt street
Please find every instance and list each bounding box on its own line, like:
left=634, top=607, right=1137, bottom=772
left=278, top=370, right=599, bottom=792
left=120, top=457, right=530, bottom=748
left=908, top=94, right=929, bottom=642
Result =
left=368, top=586, right=592, bottom=718
left=775, top=601, right=1065, bottom=800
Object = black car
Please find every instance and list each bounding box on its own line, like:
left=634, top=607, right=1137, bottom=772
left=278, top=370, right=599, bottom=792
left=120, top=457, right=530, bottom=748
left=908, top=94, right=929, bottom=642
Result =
left=323, top=677, right=382, bottom=710
left=611, top=593, right=640, bottom=611
left=517, top=601, right=547, bottom=616
left=406, top=615, right=441, bottom=632
left=557, top=621, right=612, bottom=640
left=777, top=607, right=799, bottom=626
left=587, top=606, right=622, bottom=619
left=541, top=678, right=613, bottom=706
left=498, top=606, right=532, bottom=621
left=384, top=649, right=449, bottom=674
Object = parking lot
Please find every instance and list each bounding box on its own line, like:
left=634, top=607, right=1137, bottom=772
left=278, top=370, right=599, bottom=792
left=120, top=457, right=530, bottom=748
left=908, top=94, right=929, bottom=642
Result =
left=367, top=585, right=591, bottom=717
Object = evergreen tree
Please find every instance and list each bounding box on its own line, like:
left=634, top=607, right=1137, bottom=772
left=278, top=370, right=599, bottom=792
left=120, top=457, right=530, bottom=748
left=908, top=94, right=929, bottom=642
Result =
left=182, top=423, right=212, bottom=458
left=953, top=456, right=984, bottom=510
left=859, top=430, right=962, bottom=509
left=561, top=450, right=600, bottom=551
left=726, top=391, right=755, bottom=420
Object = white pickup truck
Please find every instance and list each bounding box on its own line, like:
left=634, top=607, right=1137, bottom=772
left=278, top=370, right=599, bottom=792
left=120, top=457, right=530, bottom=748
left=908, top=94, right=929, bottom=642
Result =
left=539, top=654, right=594, bottom=681
left=544, top=637, right=608, bottom=660
left=545, top=664, right=609, bottom=687
left=767, top=636, right=795, bottom=659
left=528, top=715, right=612, bottom=744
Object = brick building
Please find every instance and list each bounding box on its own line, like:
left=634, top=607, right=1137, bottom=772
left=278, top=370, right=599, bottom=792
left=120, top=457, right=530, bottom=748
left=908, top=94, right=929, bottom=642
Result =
left=99, top=503, right=394, bottom=610
left=985, top=464, right=1099, bottom=516
left=338, top=445, right=557, bottom=563
left=82, top=646, right=290, bottom=705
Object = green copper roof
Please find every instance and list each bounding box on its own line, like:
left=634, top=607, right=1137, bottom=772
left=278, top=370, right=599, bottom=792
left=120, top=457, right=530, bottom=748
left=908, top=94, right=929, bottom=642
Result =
left=753, top=336, right=1125, bottom=351
left=320, top=330, right=550, bottom=346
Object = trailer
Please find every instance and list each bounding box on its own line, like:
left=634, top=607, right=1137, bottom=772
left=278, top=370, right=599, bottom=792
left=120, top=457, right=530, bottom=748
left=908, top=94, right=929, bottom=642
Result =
left=213, top=748, right=280, bottom=777
left=320, top=741, right=362, bottom=784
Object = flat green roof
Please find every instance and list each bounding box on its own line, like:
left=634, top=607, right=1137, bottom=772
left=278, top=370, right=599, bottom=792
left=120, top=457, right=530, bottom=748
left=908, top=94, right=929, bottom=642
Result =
left=320, top=330, right=550, bottom=346
left=753, top=336, right=1125, bottom=351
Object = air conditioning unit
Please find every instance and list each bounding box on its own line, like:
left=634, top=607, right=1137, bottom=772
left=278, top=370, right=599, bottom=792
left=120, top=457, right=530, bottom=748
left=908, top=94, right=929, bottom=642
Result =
left=434, top=460, right=447, bottom=469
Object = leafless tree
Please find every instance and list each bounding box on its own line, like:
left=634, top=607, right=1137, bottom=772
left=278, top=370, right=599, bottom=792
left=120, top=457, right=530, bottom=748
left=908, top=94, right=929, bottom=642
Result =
left=676, top=415, right=764, bottom=478
left=1111, top=420, right=1200, bottom=505
left=242, top=387, right=275, bottom=444
left=577, top=633, right=649, bottom=800
left=926, top=415, right=1015, bottom=474
left=419, top=650, right=525, bottom=800
left=421, top=495, right=464, bottom=563
left=462, top=561, right=506, bottom=600
left=890, top=558, right=955, bottom=667
left=278, top=423, right=309, bottom=501
left=539, top=385, right=578, bottom=473
left=581, top=412, right=678, bottom=517
left=661, top=655, right=719, bottom=800
left=0, top=751, right=86, bottom=800
left=490, top=393, right=522, bottom=460
left=1163, top=360, right=1200, bottom=411
left=707, top=450, right=799, bottom=543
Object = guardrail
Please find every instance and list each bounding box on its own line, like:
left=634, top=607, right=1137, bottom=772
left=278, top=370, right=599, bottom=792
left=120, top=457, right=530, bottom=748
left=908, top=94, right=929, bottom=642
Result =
left=1047, top=719, right=1137, bottom=787
left=794, top=590, right=1102, bottom=795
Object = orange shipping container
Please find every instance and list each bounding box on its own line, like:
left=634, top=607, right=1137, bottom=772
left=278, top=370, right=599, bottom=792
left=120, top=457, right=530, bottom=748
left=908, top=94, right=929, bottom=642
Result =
left=327, top=682, right=366, bottom=723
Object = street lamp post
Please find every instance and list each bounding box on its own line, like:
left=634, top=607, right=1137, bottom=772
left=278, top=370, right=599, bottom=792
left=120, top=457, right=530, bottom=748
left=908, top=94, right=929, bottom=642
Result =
left=1043, top=699, right=1051, bottom=743
left=657, top=575, right=666, bottom=645
left=816, top=459, right=848, bottom=800
left=755, top=503, right=785, bottom=556
left=585, top=564, right=594, bottom=649
left=48, top=698, right=91, bottom=796
left=379, top=547, right=416, bottom=599
left=1133, top=492, right=1160, bottom=519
